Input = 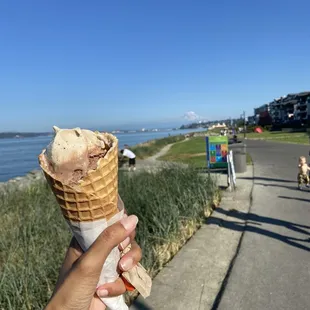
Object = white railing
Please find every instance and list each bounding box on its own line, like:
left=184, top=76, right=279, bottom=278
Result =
left=227, top=150, right=236, bottom=191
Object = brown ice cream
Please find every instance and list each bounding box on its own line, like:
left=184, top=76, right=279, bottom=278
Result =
left=40, top=126, right=112, bottom=185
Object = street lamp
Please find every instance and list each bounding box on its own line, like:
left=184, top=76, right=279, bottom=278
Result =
left=243, top=111, right=247, bottom=140
left=240, top=111, right=247, bottom=139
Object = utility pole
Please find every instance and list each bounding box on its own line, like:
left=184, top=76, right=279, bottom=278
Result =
left=243, top=111, right=247, bottom=155
left=243, top=111, right=246, bottom=139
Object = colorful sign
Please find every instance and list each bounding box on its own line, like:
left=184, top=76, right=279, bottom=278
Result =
left=206, top=136, right=228, bottom=169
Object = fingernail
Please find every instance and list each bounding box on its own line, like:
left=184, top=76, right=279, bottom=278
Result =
left=120, top=237, right=130, bottom=250
left=120, top=215, right=138, bottom=231
left=97, top=289, right=109, bottom=297
left=120, top=257, right=134, bottom=271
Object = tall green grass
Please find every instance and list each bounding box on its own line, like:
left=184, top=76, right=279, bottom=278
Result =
left=0, top=166, right=218, bottom=309
left=0, top=182, right=70, bottom=310
left=119, top=165, right=218, bottom=275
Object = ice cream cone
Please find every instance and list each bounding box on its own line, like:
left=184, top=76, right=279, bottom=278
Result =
left=38, top=129, right=151, bottom=309
left=39, top=132, right=119, bottom=222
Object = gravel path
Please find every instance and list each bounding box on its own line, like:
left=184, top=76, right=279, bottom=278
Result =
left=119, top=143, right=176, bottom=172
left=147, top=143, right=173, bottom=161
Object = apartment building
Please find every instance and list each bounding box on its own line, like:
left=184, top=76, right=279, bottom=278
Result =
left=295, top=92, right=310, bottom=124
left=250, top=91, right=310, bottom=126
left=269, top=94, right=297, bottom=124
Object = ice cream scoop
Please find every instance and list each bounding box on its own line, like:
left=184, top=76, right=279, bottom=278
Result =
left=43, top=126, right=111, bottom=184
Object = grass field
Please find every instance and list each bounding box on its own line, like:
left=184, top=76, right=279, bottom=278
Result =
left=160, top=136, right=254, bottom=167
left=160, top=137, right=207, bottom=167
left=246, top=131, right=309, bottom=144
left=161, top=130, right=309, bottom=167
left=130, top=135, right=186, bottom=159
left=0, top=166, right=218, bottom=309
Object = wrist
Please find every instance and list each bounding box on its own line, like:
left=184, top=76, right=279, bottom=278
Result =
left=44, top=304, right=57, bottom=310
left=44, top=297, right=63, bottom=310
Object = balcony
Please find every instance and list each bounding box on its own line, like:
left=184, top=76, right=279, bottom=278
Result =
left=296, top=110, right=307, bottom=120
left=296, top=105, right=307, bottom=112
left=297, top=100, right=307, bottom=107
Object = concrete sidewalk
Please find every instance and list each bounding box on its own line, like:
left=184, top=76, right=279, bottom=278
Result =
left=216, top=140, right=310, bottom=310
left=130, top=167, right=254, bottom=310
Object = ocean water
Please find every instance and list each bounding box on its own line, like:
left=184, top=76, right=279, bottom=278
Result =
left=0, top=128, right=203, bottom=182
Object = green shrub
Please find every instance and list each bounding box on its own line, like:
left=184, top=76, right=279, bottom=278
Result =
left=264, top=125, right=272, bottom=131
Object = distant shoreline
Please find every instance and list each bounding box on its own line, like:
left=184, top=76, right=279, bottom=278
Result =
left=0, top=128, right=183, bottom=140
left=0, top=132, right=52, bottom=139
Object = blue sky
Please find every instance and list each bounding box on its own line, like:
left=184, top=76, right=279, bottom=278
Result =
left=0, top=0, right=310, bottom=131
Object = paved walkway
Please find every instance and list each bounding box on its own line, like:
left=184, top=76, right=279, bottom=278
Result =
left=217, top=140, right=310, bottom=310
left=131, top=168, right=253, bottom=310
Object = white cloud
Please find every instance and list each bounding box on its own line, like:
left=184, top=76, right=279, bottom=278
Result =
left=183, top=111, right=200, bottom=121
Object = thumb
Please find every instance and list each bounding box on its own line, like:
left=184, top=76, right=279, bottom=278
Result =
left=80, top=215, right=139, bottom=275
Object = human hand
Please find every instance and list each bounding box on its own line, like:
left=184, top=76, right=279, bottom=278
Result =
left=46, top=215, right=141, bottom=310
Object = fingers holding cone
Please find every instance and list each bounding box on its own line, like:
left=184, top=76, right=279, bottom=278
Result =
left=48, top=215, right=139, bottom=308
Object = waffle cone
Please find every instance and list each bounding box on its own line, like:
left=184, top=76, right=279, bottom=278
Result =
left=39, top=133, right=119, bottom=222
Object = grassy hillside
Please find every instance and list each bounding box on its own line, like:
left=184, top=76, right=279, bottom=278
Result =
left=160, top=137, right=207, bottom=167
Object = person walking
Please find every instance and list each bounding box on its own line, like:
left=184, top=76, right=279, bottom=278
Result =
left=120, top=148, right=136, bottom=171
left=298, top=156, right=310, bottom=190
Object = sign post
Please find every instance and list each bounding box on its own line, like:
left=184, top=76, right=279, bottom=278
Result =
left=206, top=136, right=236, bottom=190
left=206, top=136, right=228, bottom=169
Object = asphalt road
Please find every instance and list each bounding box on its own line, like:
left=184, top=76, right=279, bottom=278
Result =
left=218, top=140, right=310, bottom=310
